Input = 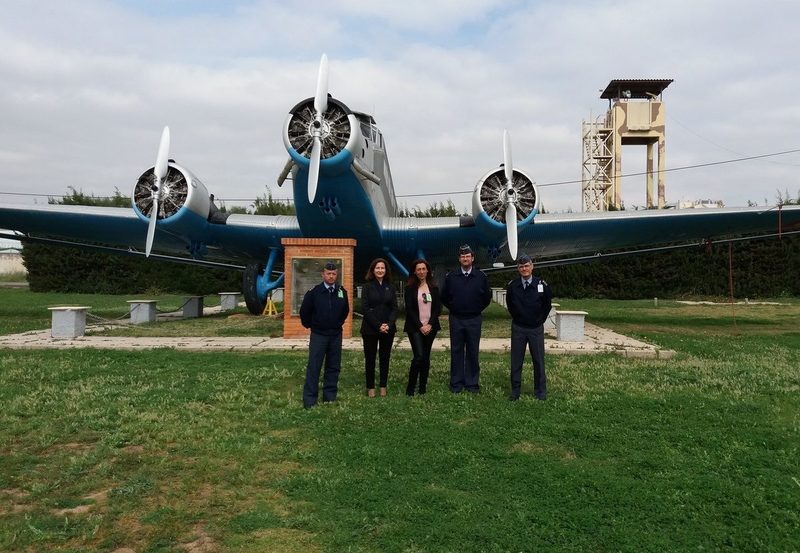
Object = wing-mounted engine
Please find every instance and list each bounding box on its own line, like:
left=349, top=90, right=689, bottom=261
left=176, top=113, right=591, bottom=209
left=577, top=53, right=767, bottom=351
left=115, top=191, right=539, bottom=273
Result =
left=472, top=167, right=539, bottom=226
left=471, top=130, right=539, bottom=261
left=132, top=161, right=212, bottom=245
left=472, top=165, right=539, bottom=259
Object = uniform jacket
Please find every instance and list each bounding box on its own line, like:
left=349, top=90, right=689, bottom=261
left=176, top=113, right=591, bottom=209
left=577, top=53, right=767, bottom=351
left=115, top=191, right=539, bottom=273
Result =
left=359, top=279, right=398, bottom=336
left=403, top=284, right=442, bottom=334
left=299, top=282, right=350, bottom=336
left=441, top=267, right=492, bottom=318
left=505, top=276, right=552, bottom=328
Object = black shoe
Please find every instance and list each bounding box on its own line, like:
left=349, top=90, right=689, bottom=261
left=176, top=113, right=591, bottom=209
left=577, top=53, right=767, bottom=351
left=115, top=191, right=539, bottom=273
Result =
left=508, top=395, right=520, bottom=402
left=535, top=395, right=547, bottom=401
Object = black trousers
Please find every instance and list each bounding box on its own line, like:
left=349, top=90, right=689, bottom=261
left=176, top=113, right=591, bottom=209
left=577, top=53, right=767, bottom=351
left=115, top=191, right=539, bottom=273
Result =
left=449, top=315, right=482, bottom=392
left=510, top=323, right=546, bottom=398
left=303, top=331, right=342, bottom=408
left=363, top=332, right=395, bottom=389
left=406, top=329, right=437, bottom=395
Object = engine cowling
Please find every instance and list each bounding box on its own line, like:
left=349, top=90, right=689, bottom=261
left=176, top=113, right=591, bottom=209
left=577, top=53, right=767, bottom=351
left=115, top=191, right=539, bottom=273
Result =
left=132, top=161, right=211, bottom=235
left=283, top=97, right=362, bottom=172
left=472, top=166, right=539, bottom=243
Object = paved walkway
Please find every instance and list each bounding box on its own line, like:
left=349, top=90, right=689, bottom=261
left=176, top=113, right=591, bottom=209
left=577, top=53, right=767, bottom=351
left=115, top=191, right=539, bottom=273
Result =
left=0, top=311, right=675, bottom=359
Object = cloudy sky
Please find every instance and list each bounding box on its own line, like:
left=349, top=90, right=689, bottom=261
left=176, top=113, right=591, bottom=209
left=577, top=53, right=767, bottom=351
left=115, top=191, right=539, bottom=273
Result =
left=1, top=0, right=799, bottom=214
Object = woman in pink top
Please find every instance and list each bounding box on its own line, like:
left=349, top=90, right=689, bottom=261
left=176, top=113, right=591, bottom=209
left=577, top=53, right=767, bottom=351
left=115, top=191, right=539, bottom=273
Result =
left=403, top=259, right=442, bottom=395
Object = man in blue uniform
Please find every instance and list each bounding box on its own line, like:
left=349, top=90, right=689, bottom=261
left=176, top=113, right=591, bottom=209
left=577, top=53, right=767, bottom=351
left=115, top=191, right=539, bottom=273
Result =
left=299, top=261, right=350, bottom=409
left=505, top=254, right=552, bottom=401
left=441, top=244, right=492, bottom=393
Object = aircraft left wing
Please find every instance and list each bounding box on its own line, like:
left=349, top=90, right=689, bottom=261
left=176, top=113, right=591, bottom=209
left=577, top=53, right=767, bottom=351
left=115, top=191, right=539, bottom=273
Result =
left=0, top=202, right=301, bottom=265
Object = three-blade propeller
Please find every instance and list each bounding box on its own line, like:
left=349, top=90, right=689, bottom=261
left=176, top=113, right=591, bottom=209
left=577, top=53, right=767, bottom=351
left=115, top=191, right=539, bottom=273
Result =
left=307, top=54, right=329, bottom=203
left=503, top=129, right=518, bottom=260
left=146, top=126, right=170, bottom=258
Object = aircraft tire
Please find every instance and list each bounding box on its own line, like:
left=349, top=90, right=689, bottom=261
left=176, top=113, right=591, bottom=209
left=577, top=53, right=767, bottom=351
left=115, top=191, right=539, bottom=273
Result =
left=243, top=262, right=267, bottom=315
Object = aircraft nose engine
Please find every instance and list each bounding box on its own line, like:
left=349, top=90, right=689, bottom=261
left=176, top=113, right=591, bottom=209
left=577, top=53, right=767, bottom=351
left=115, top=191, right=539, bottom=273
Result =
left=132, top=162, right=212, bottom=241
left=283, top=97, right=359, bottom=174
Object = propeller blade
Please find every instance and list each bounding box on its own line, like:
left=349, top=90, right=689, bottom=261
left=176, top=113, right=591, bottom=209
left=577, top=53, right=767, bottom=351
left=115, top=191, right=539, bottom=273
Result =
left=503, top=129, right=513, bottom=185
left=145, top=197, right=159, bottom=257
left=307, top=136, right=321, bottom=203
left=314, top=54, right=329, bottom=115
left=154, top=126, right=170, bottom=182
left=146, top=126, right=170, bottom=258
left=505, top=202, right=518, bottom=261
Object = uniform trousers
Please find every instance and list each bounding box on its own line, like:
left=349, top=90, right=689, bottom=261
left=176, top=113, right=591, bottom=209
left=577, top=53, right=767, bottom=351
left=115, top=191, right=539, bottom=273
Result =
left=363, top=332, right=394, bottom=389
left=406, top=329, right=437, bottom=395
left=303, top=331, right=342, bottom=408
left=510, top=322, right=546, bottom=399
left=449, top=315, right=482, bottom=393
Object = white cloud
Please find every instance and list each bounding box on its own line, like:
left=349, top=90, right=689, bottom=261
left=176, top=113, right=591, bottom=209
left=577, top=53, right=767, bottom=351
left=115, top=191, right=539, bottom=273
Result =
left=0, top=0, right=799, bottom=213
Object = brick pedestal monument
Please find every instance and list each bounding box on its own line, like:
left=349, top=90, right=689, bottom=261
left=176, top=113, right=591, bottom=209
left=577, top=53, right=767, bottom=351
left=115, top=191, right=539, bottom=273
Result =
left=281, top=238, right=356, bottom=338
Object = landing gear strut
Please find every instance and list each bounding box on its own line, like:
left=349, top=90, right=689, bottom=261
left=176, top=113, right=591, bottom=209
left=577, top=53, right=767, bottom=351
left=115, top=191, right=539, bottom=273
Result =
left=242, top=249, right=284, bottom=315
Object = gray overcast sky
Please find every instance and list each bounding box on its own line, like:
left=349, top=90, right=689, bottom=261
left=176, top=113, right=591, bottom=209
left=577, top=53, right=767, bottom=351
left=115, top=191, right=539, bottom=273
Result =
left=1, top=0, right=799, bottom=213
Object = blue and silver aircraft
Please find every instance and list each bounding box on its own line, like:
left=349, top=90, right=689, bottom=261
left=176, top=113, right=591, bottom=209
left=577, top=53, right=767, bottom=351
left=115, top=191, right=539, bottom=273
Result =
left=2, top=55, right=799, bottom=314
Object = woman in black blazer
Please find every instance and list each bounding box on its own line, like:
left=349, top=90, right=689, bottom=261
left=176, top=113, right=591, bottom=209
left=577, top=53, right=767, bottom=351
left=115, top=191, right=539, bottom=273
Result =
left=360, top=258, right=398, bottom=397
left=403, top=258, right=442, bottom=396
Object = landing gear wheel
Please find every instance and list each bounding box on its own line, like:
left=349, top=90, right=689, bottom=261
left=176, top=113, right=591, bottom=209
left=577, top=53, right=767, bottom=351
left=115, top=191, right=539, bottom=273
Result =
left=243, top=262, right=267, bottom=315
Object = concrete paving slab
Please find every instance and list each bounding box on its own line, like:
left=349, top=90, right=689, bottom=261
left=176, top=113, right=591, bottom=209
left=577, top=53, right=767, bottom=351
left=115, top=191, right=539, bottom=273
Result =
left=0, top=321, right=674, bottom=358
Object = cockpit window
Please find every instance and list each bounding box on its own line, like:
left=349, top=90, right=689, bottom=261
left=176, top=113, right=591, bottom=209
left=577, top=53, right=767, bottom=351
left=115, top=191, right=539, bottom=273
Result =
left=360, top=122, right=373, bottom=141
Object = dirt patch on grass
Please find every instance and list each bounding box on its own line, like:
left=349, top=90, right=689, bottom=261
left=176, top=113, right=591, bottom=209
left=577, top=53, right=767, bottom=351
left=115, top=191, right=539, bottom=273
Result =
left=1, top=488, right=32, bottom=514
left=256, top=460, right=307, bottom=481
left=267, top=428, right=300, bottom=439
left=226, top=314, right=250, bottom=320
left=43, top=441, right=95, bottom=455
left=121, top=444, right=145, bottom=454
left=52, top=488, right=111, bottom=516
left=179, top=523, right=217, bottom=552
left=510, top=441, right=577, bottom=461
left=55, top=503, right=93, bottom=516
left=252, top=528, right=321, bottom=552
left=2, top=487, right=29, bottom=499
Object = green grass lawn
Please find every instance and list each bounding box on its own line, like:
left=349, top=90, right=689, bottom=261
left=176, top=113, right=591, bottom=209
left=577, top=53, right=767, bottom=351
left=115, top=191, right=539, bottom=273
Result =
left=1, top=291, right=799, bottom=551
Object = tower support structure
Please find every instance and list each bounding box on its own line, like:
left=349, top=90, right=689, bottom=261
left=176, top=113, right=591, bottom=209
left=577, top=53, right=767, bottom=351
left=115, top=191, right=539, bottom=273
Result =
left=582, top=79, right=673, bottom=211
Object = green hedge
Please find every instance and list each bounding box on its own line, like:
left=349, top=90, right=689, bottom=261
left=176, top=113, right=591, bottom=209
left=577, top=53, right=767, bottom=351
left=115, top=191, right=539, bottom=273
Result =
left=23, top=235, right=798, bottom=298
left=487, top=235, right=800, bottom=298
left=21, top=242, right=241, bottom=295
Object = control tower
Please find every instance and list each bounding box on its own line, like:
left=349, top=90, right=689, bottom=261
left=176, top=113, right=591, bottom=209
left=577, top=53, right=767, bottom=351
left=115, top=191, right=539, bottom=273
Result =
left=582, top=79, right=673, bottom=211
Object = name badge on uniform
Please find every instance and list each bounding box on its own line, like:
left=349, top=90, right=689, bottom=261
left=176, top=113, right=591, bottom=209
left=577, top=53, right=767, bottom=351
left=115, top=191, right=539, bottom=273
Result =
left=337, top=289, right=344, bottom=298
left=537, top=284, right=544, bottom=293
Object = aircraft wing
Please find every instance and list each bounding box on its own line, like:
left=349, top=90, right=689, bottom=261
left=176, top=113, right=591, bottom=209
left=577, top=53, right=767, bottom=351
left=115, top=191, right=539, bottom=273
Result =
left=0, top=202, right=302, bottom=266
left=382, top=205, right=800, bottom=269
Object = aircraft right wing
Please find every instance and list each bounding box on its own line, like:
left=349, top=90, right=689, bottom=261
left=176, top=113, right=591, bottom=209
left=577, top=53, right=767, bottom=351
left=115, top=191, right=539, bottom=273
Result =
left=379, top=204, right=800, bottom=270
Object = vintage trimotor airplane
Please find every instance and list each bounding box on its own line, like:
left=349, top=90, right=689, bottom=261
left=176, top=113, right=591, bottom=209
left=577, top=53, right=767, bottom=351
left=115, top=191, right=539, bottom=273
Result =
left=2, top=54, right=800, bottom=314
